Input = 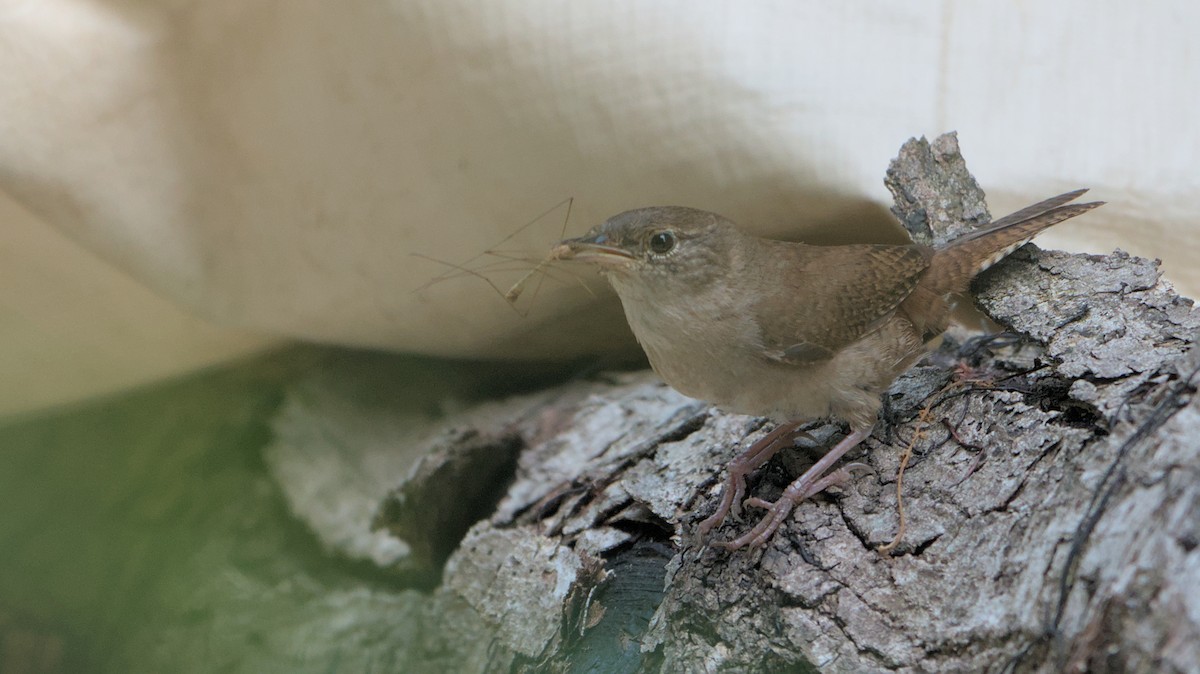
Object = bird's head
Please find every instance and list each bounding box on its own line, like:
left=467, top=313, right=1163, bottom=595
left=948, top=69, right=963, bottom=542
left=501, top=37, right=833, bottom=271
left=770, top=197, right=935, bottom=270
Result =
left=553, top=206, right=740, bottom=301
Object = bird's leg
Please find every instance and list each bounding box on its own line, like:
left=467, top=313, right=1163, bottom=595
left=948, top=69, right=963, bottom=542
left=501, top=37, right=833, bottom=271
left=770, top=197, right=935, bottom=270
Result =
left=715, top=426, right=873, bottom=550
left=696, top=421, right=803, bottom=540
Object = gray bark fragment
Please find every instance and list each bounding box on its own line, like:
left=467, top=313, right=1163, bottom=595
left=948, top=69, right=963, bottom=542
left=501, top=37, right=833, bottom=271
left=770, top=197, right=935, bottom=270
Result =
left=267, top=134, right=1200, bottom=672
left=885, top=132, right=992, bottom=246
left=442, top=526, right=584, bottom=658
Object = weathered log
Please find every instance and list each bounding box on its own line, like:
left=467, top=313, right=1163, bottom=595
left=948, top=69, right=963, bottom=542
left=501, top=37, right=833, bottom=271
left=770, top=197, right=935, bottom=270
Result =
left=266, top=133, right=1200, bottom=672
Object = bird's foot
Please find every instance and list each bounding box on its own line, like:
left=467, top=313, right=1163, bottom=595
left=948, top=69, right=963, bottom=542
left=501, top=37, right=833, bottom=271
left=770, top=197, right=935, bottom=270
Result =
left=714, top=463, right=873, bottom=550
left=713, top=495, right=795, bottom=550
left=711, top=427, right=873, bottom=550
left=814, top=462, right=875, bottom=491
left=695, top=421, right=804, bottom=542
left=695, top=467, right=748, bottom=541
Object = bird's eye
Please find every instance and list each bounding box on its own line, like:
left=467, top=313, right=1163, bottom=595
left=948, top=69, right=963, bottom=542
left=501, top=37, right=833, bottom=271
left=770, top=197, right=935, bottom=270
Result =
left=649, top=231, right=676, bottom=255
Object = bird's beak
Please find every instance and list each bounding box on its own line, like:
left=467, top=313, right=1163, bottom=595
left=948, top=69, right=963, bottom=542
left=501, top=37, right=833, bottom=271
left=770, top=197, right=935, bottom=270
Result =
left=551, top=233, right=636, bottom=268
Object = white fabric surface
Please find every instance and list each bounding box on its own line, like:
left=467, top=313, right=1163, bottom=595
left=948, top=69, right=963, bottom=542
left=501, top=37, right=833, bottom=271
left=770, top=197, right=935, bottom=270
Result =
left=2, top=1, right=1197, bottom=415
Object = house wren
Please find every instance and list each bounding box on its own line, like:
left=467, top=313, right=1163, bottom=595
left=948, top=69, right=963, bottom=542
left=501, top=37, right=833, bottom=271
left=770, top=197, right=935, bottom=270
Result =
left=553, top=190, right=1103, bottom=550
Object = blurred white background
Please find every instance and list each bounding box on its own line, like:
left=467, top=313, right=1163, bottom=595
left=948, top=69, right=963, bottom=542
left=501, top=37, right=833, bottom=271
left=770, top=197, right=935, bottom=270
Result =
left=1, top=0, right=1196, bottom=417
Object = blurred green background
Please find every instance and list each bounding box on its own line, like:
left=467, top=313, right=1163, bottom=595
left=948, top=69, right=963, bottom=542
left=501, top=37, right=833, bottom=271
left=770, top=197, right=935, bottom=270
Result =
left=0, top=346, right=596, bottom=673
left=0, top=351, right=370, bottom=672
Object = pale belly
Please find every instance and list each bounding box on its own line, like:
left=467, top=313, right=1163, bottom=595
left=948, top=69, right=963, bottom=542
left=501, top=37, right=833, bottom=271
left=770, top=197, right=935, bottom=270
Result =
left=631, top=312, right=925, bottom=430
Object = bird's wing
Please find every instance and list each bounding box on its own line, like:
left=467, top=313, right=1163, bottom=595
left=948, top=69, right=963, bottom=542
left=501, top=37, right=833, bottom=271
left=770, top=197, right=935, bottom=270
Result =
left=750, top=243, right=931, bottom=365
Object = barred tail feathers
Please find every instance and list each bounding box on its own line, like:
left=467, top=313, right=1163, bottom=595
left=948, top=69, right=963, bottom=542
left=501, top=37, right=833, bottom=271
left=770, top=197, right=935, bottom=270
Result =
left=922, top=190, right=1104, bottom=297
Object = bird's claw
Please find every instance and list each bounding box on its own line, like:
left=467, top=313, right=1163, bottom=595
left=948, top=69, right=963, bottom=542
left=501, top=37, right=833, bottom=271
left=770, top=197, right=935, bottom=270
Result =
left=743, top=496, right=774, bottom=510
left=695, top=471, right=747, bottom=541
left=713, top=497, right=797, bottom=550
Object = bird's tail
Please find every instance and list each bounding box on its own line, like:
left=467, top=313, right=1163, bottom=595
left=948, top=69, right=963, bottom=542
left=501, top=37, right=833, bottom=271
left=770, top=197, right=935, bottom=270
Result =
left=922, top=189, right=1105, bottom=297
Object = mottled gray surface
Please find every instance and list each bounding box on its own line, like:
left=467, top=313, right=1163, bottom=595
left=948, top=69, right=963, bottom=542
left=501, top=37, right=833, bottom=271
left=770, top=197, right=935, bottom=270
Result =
left=884, top=132, right=992, bottom=246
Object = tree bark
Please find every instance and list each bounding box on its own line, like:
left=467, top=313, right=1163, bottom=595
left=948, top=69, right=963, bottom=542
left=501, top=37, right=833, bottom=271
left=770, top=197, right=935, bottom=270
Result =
left=267, top=133, right=1200, bottom=672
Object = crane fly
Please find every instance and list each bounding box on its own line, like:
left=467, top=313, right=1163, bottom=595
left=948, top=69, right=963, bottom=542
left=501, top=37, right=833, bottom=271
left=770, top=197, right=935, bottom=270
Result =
left=412, top=198, right=596, bottom=316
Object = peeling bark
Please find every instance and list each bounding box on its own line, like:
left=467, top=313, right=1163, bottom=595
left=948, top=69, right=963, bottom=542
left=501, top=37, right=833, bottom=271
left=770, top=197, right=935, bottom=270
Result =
left=267, top=134, right=1200, bottom=672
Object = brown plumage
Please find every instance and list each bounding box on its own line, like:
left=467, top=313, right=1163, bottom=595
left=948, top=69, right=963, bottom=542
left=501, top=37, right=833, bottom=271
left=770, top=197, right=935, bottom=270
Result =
left=556, top=190, right=1104, bottom=549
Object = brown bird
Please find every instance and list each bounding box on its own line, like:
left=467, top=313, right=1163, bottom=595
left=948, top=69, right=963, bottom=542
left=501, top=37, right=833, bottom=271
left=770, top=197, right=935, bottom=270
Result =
left=553, top=190, right=1104, bottom=550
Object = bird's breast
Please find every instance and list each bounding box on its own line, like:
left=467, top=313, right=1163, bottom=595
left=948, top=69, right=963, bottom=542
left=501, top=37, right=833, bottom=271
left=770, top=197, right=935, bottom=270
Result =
left=615, top=285, right=835, bottom=421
